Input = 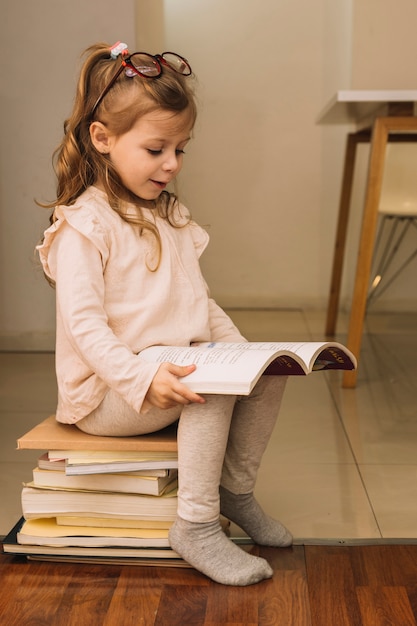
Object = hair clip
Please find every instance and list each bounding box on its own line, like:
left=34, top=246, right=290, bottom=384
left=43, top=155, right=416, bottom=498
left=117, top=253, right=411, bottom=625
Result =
left=110, top=41, right=129, bottom=59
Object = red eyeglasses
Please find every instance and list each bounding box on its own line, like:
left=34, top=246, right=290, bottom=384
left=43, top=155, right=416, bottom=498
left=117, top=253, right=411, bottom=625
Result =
left=90, top=48, right=192, bottom=120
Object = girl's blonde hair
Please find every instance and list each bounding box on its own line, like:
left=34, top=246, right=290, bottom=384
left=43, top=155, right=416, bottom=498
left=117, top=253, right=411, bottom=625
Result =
left=42, top=42, right=197, bottom=268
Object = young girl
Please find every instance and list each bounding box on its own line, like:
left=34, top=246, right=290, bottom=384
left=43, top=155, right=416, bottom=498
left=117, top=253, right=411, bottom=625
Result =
left=37, top=41, right=292, bottom=586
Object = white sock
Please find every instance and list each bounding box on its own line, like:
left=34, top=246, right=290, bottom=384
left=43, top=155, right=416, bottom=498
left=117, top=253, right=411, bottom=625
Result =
left=220, top=486, right=293, bottom=547
left=169, top=516, right=273, bottom=586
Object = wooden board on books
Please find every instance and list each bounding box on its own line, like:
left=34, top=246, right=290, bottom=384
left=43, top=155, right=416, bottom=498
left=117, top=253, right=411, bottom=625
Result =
left=17, top=415, right=178, bottom=452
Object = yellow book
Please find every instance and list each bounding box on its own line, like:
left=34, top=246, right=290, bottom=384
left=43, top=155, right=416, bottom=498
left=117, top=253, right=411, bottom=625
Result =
left=17, top=517, right=171, bottom=548
left=56, top=516, right=173, bottom=530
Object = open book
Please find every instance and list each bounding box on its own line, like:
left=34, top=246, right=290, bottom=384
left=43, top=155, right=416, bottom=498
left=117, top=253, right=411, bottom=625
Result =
left=139, top=341, right=357, bottom=395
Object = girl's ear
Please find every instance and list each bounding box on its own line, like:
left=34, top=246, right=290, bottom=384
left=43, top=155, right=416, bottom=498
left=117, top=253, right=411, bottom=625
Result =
left=90, top=121, right=112, bottom=154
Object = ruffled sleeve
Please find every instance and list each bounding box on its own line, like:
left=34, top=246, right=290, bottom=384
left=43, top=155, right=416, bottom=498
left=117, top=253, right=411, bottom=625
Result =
left=170, top=201, right=210, bottom=259
left=188, top=220, right=210, bottom=258
left=36, top=203, right=110, bottom=283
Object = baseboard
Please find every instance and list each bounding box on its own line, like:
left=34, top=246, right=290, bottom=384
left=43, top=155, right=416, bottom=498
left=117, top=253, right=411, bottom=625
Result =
left=0, top=331, right=55, bottom=352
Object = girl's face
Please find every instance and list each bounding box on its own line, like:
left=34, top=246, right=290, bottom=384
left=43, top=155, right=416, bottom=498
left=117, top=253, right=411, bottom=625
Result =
left=103, top=109, right=192, bottom=201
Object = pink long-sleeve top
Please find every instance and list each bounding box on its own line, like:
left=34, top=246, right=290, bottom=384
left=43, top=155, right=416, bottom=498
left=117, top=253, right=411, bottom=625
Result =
left=37, top=186, right=245, bottom=424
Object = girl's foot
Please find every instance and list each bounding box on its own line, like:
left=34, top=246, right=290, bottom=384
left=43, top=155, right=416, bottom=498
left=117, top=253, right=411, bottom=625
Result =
left=219, top=486, right=293, bottom=547
left=169, top=516, right=273, bottom=586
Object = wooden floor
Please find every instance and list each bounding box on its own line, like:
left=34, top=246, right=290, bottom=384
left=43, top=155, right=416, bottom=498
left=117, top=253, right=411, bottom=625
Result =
left=2, top=544, right=417, bottom=625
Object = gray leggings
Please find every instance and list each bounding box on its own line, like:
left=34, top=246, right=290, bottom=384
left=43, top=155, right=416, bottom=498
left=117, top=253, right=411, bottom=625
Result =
left=77, top=375, right=287, bottom=522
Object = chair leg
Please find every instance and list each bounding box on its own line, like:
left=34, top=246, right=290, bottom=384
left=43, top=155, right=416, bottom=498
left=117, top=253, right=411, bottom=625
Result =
left=368, top=216, right=416, bottom=304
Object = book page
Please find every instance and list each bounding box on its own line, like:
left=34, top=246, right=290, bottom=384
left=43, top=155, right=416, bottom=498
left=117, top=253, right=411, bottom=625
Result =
left=140, top=342, right=308, bottom=393
left=141, top=342, right=305, bottom=368
left=138, top=341, right=356, bottom=394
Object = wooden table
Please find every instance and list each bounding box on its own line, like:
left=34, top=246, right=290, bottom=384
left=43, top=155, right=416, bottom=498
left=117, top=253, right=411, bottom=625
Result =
left=318, top=90, right=417, bottom=387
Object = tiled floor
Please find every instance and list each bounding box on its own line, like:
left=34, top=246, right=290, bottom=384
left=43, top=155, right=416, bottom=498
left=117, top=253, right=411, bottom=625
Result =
left=1, top=309, right=417, bottom=544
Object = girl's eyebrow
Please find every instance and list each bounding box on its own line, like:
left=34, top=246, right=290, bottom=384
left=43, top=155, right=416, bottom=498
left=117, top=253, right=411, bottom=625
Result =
left=148, top=135, right=191, bottom=144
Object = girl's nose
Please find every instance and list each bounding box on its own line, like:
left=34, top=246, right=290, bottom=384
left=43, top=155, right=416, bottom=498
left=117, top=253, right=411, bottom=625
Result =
left=162, top=151, right=180, bottom=172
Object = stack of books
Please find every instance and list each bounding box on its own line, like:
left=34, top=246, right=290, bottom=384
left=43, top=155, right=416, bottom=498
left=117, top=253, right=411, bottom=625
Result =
left=2, top=415, right=191, bottom=567
left=3, top=342, right=357, bottom=565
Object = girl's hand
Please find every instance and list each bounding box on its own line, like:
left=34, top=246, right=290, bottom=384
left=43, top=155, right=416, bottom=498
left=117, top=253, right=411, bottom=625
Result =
left=145, top=362, right=205, bottom=409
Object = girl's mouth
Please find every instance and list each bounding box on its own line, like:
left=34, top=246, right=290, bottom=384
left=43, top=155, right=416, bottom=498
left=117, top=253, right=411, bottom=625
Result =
left=151, top=180, right=167, bottom=190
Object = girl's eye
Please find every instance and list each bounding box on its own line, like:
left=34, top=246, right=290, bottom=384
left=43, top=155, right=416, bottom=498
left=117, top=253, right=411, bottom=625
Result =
left=146, top=148, right=186, bottom=156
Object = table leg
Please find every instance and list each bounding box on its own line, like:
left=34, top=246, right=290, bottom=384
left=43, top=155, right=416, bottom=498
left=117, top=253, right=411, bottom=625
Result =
left=343, top=118, right=389, bottom=387
left=325, top=132, right=361, bottom=336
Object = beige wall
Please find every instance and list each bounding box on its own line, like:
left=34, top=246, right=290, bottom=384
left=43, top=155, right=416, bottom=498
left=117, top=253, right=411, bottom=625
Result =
left=351, top=0, right=417, bottom=89
left=0, top=1, right=136, bottom=349
left=162, top=0, right=325, bottom=308
left=1, top=0, right=417, bottom=349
